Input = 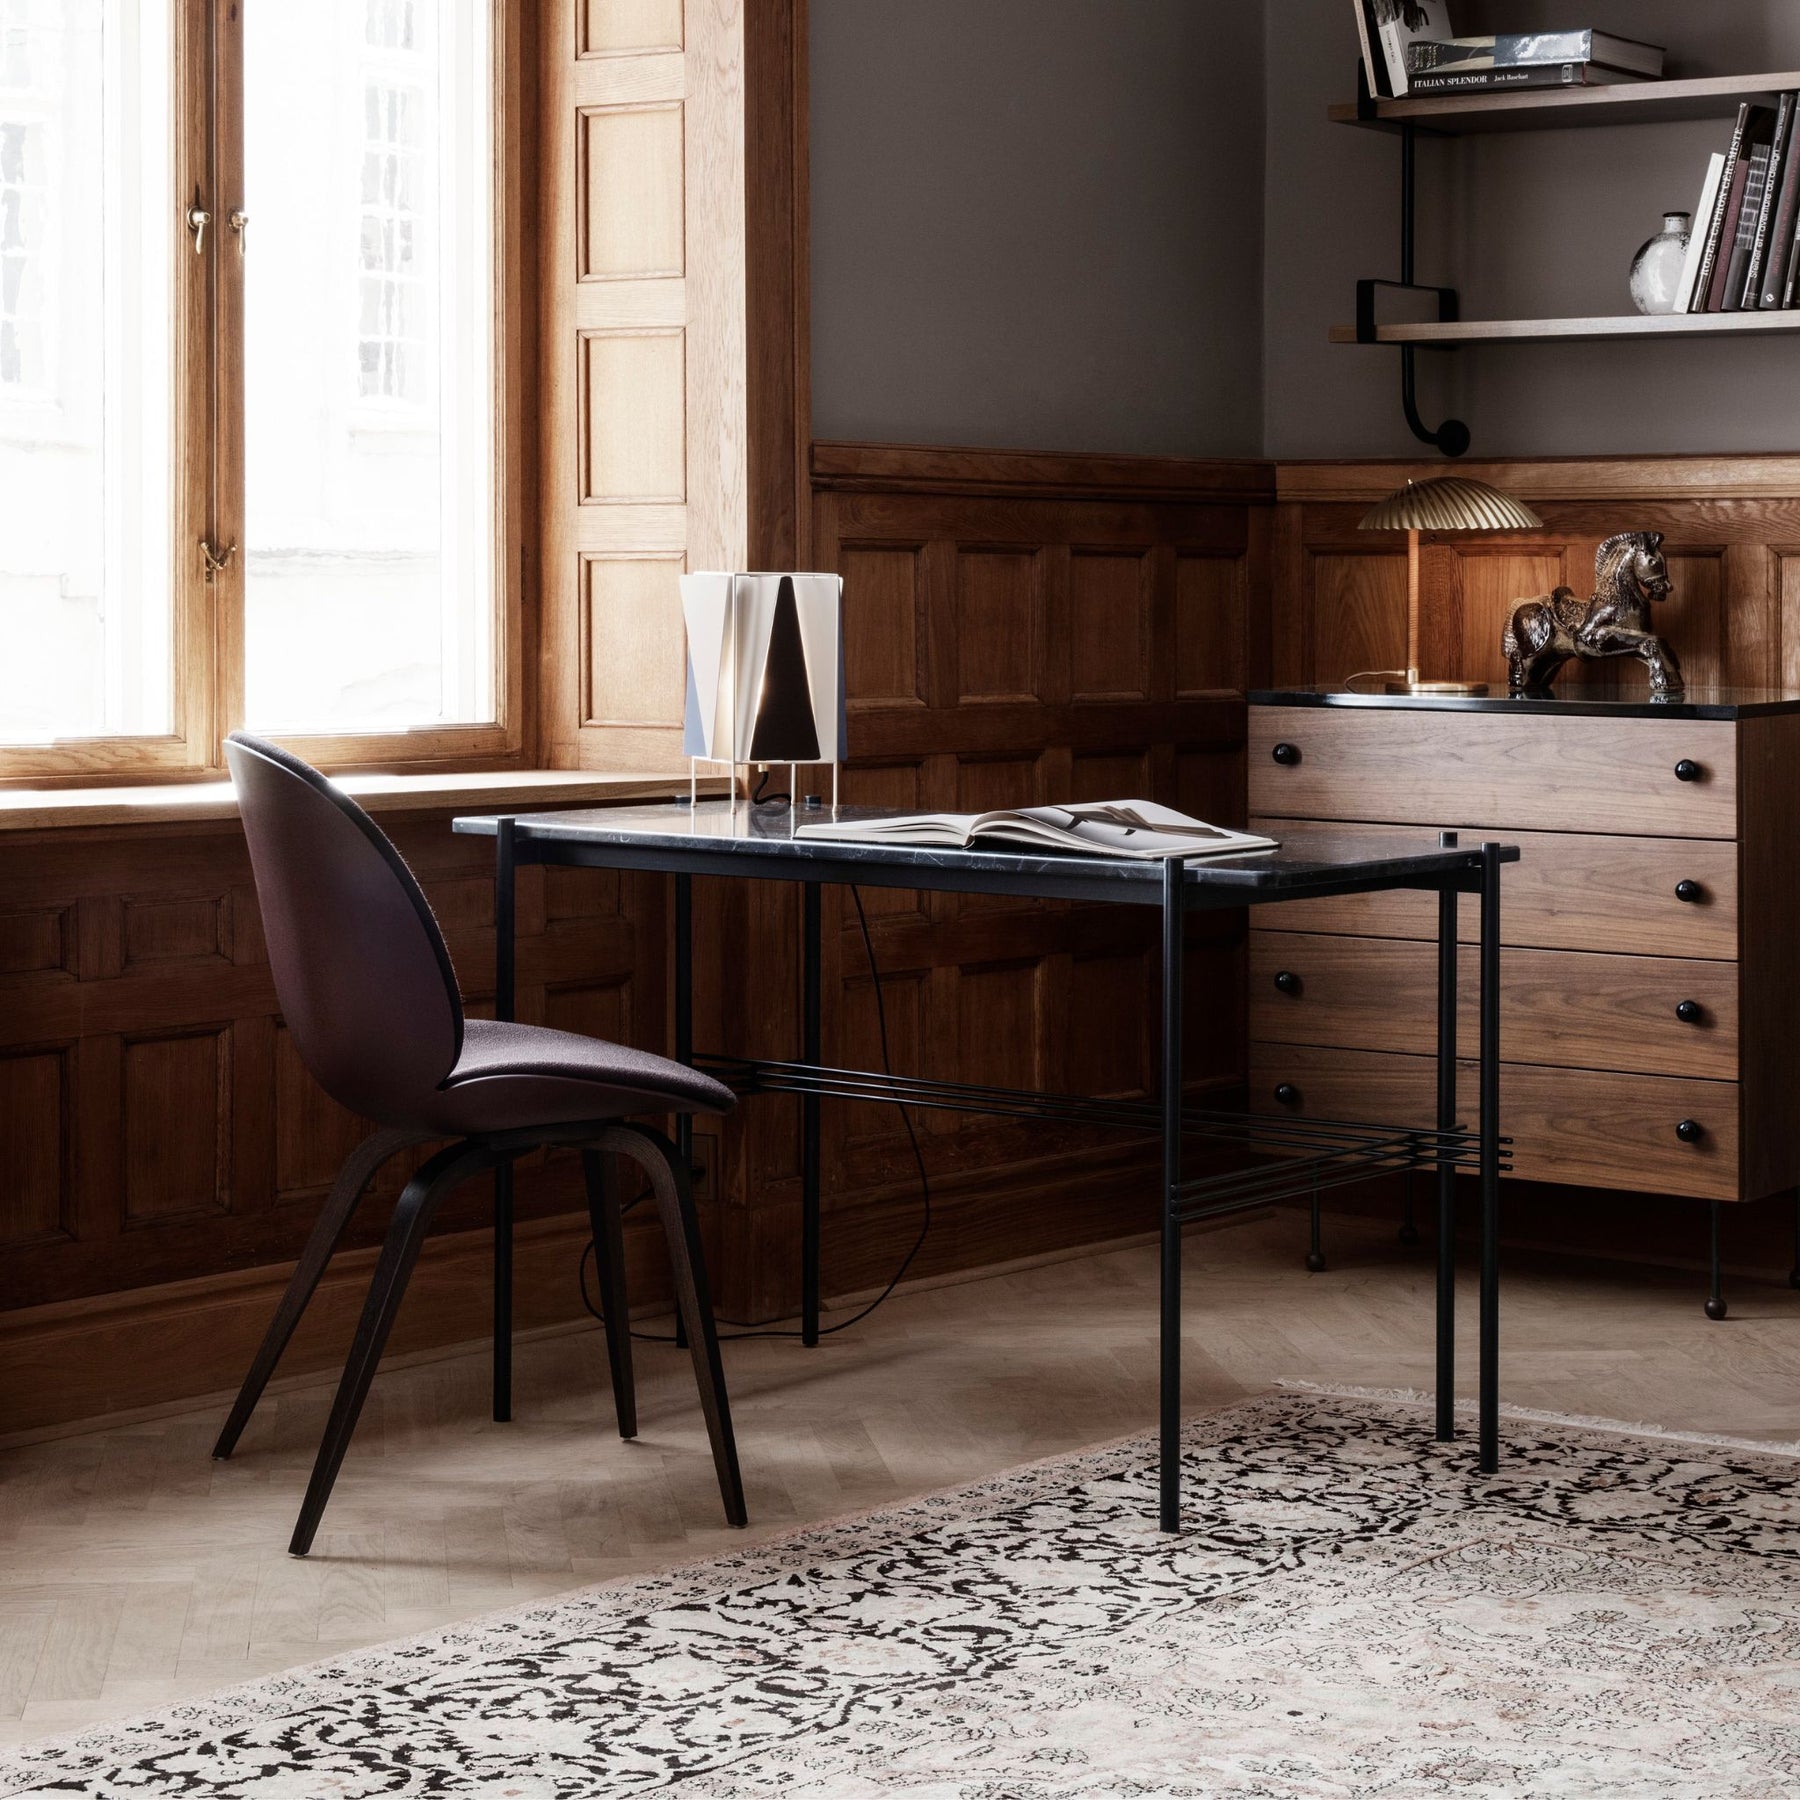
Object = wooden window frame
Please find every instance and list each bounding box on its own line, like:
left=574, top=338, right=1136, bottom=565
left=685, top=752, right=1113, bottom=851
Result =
left=0, top=0, right=529, bottom=788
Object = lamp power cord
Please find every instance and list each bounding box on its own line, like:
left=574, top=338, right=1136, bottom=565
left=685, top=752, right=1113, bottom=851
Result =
left=578, top=882, right=932, bottom=1344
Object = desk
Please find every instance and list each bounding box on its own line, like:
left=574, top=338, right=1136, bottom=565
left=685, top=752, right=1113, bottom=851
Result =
left=454, top=801, right=1516, bottom=1528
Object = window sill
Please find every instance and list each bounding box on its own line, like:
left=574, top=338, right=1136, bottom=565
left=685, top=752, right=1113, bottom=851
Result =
left=0, top=768, right=730, bottom=833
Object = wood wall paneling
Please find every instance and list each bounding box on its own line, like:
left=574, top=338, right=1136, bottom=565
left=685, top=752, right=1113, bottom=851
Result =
left=582, top=555, right=689, bottom=725
left=542, top=0, right=749, bottom=774
left=0, top=1045, right=71, bottom=1248
left=792, top=443, right=1273, bottom=1319
left=580, top=0, right=685, bottom=60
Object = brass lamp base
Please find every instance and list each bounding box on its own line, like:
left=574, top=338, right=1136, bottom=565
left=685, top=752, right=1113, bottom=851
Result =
left=1383, top=676, right=1490, bottom=696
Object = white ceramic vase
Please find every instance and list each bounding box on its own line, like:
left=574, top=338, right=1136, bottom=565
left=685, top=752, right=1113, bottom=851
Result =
left=1630, top=210, right=1691, bottom=314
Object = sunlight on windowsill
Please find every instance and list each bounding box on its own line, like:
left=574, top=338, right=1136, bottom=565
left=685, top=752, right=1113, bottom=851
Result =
left=0, top=769, right=732, bottom=833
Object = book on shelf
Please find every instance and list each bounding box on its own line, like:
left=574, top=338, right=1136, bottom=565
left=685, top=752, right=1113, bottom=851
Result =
left=1758, top=98, right=1800, bottom=307
left=1407, top=63, right=1640, bottom=93
left=1739, top=93, right=1796, bottom=308
left=791, top=801, right=1279, bottom=863
left=1694, top=104, right=1766, bottom=311
left=1354, top=0, right=1455, bottom=98
left=1673, top=153, right=1726, bottom=313
left=1720, top=107, right=1781, bottom=311
left=1351, top=0, right=1388, bottom=98
left=1782, top=176, right=1800, bottom=307
left=1407, top=30, right=1664, bottom=79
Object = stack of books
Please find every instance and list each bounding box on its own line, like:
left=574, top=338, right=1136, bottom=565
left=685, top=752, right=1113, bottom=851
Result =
left=1351, top=6, right=1664, bottom=99
left=1675, top=98, right=1800, bottom=314
left=1407, top=30, right=1664, bottom=95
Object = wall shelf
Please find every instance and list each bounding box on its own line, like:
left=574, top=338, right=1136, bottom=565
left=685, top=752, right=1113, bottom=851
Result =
left=1331, top=311, right=1800, bottom=347
left=1331, top=68, right=1800, bottom=452
left=1331, top=70, right=1800, bottom=136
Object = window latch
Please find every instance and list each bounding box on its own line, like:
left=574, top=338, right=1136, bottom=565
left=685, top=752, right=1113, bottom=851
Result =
left=228, top=208, right=249, bottom=251
left=187, top=204, right=211, bottom=253
left=201, top=538, right=237, bottom=578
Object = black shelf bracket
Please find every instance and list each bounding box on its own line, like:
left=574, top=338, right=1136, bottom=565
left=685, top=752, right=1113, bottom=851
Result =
left=1353, top=83, right=1471, bottom=456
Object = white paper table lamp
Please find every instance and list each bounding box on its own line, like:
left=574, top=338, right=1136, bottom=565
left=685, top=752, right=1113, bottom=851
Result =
left=680, top=572, right=846, bottom=809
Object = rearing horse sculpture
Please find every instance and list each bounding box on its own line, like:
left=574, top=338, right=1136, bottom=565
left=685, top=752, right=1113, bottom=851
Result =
left=1502, top=531, right=1683, bottom=698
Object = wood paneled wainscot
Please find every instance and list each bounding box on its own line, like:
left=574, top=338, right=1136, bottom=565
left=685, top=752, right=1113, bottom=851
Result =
left=0, top=777, right=712, bottom=1436
left=1247, top=692, right=1800, bottom=1259
left=785, top=443, right=1273, bottom=1315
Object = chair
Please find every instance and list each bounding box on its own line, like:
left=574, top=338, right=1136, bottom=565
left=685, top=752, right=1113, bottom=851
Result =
left=212, top=733, right=745, bottom=1555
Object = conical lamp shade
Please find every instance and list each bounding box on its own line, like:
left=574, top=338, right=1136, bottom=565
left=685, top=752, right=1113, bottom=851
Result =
left=748, top=576, right=821, bottom=763
left=1359, top=477, right=1543, bottom=534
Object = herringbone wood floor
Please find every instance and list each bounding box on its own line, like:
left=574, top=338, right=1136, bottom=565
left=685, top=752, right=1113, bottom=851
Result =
left=6, top=1210, right=1800, bottom=1749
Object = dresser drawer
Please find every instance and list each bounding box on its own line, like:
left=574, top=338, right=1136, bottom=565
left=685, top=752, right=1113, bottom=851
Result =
left=1250, top=820, right=1739, bottom=960
left=1250, top=932, right=1738, bottom=1081
left=1250, top=707, right=1737, bottom=839
left=1249, top=1044, right=1740, bottom=1202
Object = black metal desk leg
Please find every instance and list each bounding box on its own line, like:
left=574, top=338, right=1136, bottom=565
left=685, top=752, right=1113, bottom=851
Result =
left=1159, top=857, right=1186, bottom=1533
left=673, top=874, right=692, bottom=1350
left=802, top=881, right=822, bottom=1347
left=1435, top=882, right=1457, bottom=1442
left=1478, top=844, right=1503, bottom=1473
left=493, top=818, right=517, bottom=1423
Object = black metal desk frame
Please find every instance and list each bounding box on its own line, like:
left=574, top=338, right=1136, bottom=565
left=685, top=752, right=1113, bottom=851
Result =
left=457, top=805, right=1513, bottom=1531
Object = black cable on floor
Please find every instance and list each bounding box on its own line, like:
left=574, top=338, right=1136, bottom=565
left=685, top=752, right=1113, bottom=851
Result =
left=578, top=882, right=932, bottom=1343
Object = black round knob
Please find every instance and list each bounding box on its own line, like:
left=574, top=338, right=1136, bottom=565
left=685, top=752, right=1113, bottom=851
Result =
left=1676, top=1000, right=1703, bottom=1024
left=1271, top=741, right=1301, bottom=766
left=1674, top=759, right=1703, bottom=783
left=1675, top=1118, right=1704, bottom=1144
left=1274, top=1083, right=1300, bottom=1107
left=1274, top=970, right=1301, bottom=996
left=1675, top=879, right=1704, bottom=904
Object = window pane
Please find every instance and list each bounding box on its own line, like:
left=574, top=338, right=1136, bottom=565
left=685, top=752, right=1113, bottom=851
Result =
left=0, top=0, right=172, bottom=746
left=243, top=0, right=493, bottom=735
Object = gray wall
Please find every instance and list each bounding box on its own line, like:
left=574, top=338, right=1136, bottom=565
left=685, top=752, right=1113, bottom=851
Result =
left=1264, top=0, right=1800, bottom=458
left=812, top=1, right=1800, bottom=462
left=809, top=0, right=1267, bottom=458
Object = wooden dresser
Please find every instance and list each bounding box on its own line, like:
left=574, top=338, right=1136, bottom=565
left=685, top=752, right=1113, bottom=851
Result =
left=1246, top=689, right=1800, bottom=1313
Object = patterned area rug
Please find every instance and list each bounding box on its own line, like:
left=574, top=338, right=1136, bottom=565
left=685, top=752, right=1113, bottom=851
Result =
left=6, top=1391, right=1800, bottom=1798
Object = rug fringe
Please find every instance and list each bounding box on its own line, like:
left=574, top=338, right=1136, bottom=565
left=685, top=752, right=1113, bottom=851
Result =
left=1276, top=1379, right=1800, bottom=1461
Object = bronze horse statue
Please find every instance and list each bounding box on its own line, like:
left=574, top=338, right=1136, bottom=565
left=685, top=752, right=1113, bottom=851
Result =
left=1502, top=531, right=1683, bottom=698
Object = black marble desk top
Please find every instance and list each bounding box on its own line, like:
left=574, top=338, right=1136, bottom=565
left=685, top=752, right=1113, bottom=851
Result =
left=453, top=801, right=1516, bottom=907
left=1250, top=684, right=1800, bottom=721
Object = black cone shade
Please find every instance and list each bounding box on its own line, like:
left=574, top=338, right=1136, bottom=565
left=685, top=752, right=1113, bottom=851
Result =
left=748, top=576, right=820, bottom=762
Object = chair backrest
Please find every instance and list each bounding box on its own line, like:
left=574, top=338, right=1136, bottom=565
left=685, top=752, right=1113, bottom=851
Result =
left=225, top=733, right=463, bottom=1123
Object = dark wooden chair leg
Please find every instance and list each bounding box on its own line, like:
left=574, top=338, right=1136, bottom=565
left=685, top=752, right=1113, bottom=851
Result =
left=214, top=1126, right=427, bottom=1460
left=581, top=1147, right=638, bottom=1438
left=289, top=1139, right=493, bottom=1557
left=604, top=1122, right=746, bottom=1527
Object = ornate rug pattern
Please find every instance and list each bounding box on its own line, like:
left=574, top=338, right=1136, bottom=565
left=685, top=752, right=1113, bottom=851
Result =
left=5, top=1392, right=1800, bottom=1797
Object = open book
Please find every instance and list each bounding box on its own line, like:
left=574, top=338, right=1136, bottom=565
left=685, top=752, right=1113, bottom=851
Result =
left=793, top=800, right=1278, bottom=862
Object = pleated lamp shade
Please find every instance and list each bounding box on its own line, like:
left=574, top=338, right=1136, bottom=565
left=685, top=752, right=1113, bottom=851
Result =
left=1355, top=477, right=1542, bottom=696
left=1359, top=477, right=1543, bottom=534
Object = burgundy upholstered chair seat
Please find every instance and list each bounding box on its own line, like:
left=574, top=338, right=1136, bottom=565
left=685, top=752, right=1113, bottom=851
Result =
left=420, top=1017, right=733, bottom=1134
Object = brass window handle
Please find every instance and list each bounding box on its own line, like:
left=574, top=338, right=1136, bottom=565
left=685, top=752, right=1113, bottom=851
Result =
left=187, top=204, right=210, bottom=252
left=228, top=208, right=249, bottom=249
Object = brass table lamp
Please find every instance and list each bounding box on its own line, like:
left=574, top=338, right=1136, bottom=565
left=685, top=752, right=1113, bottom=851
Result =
left=1357, top=476, right=1544, bottom=696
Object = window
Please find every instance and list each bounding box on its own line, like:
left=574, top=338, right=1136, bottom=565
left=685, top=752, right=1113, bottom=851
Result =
left=0, top=0, right=513, bottom=778
left=357, top=81, right=428, bottom=406
left=242, top=0, right=493, bottom=738
left=0, top=0, right=173, bottom=750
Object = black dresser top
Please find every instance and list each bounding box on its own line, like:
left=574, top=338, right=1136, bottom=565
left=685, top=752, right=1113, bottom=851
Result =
left=1249, top=685, right=1800, bottom=722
